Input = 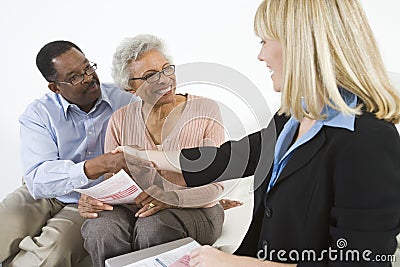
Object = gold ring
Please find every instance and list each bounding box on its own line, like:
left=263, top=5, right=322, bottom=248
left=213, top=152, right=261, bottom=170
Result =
left=148, top=202, right=155, bottom=210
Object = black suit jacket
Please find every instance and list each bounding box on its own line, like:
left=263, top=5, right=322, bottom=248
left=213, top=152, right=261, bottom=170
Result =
left=181, top=112, right=400, bottom=266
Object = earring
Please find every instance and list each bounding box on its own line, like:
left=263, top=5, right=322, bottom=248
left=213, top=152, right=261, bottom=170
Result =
left=125, top=89, right=136, bottom=94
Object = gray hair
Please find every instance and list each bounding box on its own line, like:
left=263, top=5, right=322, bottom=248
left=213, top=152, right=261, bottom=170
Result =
left=112, top=34, right=172, bottom=90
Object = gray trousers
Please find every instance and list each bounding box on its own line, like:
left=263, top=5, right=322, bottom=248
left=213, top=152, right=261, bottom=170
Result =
left=0, top=186, right=88, bottom=267
left=81, top=204, right=224, bottom=267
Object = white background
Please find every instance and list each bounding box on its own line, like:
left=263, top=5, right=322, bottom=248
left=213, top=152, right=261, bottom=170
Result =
left=0, top=1, right=399, bottom=201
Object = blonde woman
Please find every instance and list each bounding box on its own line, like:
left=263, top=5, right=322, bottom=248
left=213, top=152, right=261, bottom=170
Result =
left=116, top=0, right=400, bottom=266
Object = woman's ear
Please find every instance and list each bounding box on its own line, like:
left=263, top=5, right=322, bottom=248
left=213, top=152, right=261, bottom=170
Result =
left=48, top=82, right=60, bottom=93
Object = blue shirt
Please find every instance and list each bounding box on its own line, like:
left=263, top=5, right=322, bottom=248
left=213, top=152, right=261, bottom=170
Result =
left=267, top=91, right=357, bottom=192
left=19, top=83, right=139, bottom=203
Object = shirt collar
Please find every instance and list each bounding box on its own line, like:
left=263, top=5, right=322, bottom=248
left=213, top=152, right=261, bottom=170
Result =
left=58, top=94, right=73, bottom=117
left=100, top=88, right=114, bottom=109
left=58, top=85, right=113, bottom=118
left=298, top=88, right=356, bottom=131
left=275, top=89, right=357, bottom=167
left=320, top=88, right=357, bottom=131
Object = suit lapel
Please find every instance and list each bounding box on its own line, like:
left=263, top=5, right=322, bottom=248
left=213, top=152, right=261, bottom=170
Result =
left=271, top=128, right=326, bottom=189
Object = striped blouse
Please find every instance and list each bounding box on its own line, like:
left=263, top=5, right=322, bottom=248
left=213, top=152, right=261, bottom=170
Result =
left=105, top=94, right=225, bottom=207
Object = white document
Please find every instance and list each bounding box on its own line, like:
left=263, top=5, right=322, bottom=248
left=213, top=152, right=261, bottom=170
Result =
left=74, top=169, right=142, bottom=205
left=124, top=240, right=200, bottom=267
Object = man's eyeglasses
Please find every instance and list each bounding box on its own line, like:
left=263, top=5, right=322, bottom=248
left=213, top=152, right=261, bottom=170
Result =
left=129, top=65, right=175, bottom=85
left=54, top=62, right=97, bottom=86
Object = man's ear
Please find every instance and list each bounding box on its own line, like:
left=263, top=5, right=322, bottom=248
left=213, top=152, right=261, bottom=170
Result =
left=48, top=82, right=60, bottom=93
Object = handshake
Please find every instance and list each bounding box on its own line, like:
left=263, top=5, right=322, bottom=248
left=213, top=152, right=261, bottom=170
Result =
left=78, top=145, right=242, bottom=219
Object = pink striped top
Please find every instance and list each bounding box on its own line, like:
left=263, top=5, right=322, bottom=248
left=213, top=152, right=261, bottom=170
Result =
left=105, top=94, right=225, bottom=207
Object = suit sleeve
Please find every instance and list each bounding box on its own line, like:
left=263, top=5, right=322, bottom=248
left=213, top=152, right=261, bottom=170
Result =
left=328, top=121, right=400, bottom=266
left=180, top=113, right=282, bottom=187
left=171, top=98, right=225, bottom=207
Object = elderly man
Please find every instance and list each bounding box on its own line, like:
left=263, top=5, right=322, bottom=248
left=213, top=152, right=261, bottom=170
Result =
left=0, top=40, right=139, bottom=266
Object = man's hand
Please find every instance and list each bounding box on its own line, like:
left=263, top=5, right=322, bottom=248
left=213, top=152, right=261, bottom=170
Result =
left=111, top=145, right=142, bottom=157
left=78, top=194, right=113, bottom=218
left=84, top=150, right=155, bottom=181
left=112, top=145, right=181, bottom=173
left=84, top=152, right=128, bottom=180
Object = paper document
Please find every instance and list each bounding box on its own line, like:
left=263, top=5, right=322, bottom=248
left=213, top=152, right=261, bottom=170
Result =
left=124, top=240, right=200, bottom=267
left=74, top=169, right=142, bottom=204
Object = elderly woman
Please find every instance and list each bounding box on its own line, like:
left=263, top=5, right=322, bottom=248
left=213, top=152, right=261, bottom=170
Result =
left=78, top=34, right=239, bottom=267
left=117, top=1, right=400, bottom=266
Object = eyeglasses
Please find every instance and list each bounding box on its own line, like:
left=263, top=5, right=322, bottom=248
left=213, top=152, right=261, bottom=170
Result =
left=55, top=62, right=97, bottom=86
left=129, top=65, right=175, bottom=84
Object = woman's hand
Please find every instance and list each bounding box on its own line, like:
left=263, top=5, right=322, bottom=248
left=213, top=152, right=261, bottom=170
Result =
left=134, top=191, right=174, bottom=217
left=78, top=194, right=113, bottom=218
left=111, top=145, right=142, bottom=157
left=189, top=246, right=295, bottom=267
left=189, top=246, right=249, bottom=267
left=219, top=199, right=243, bottom=210
left=112, top=145, right=181, bottom=173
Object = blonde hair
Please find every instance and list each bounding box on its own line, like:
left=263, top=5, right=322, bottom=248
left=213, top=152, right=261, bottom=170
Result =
left=254, top=0, right=400, bottom=123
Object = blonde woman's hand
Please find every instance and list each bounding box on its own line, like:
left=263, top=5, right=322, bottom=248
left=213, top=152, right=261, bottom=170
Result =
left=189, top=245, right=295, bottom=267
left=189, top=246, right=244, bottom=267
left=111, top=145, right=142, bottom=157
